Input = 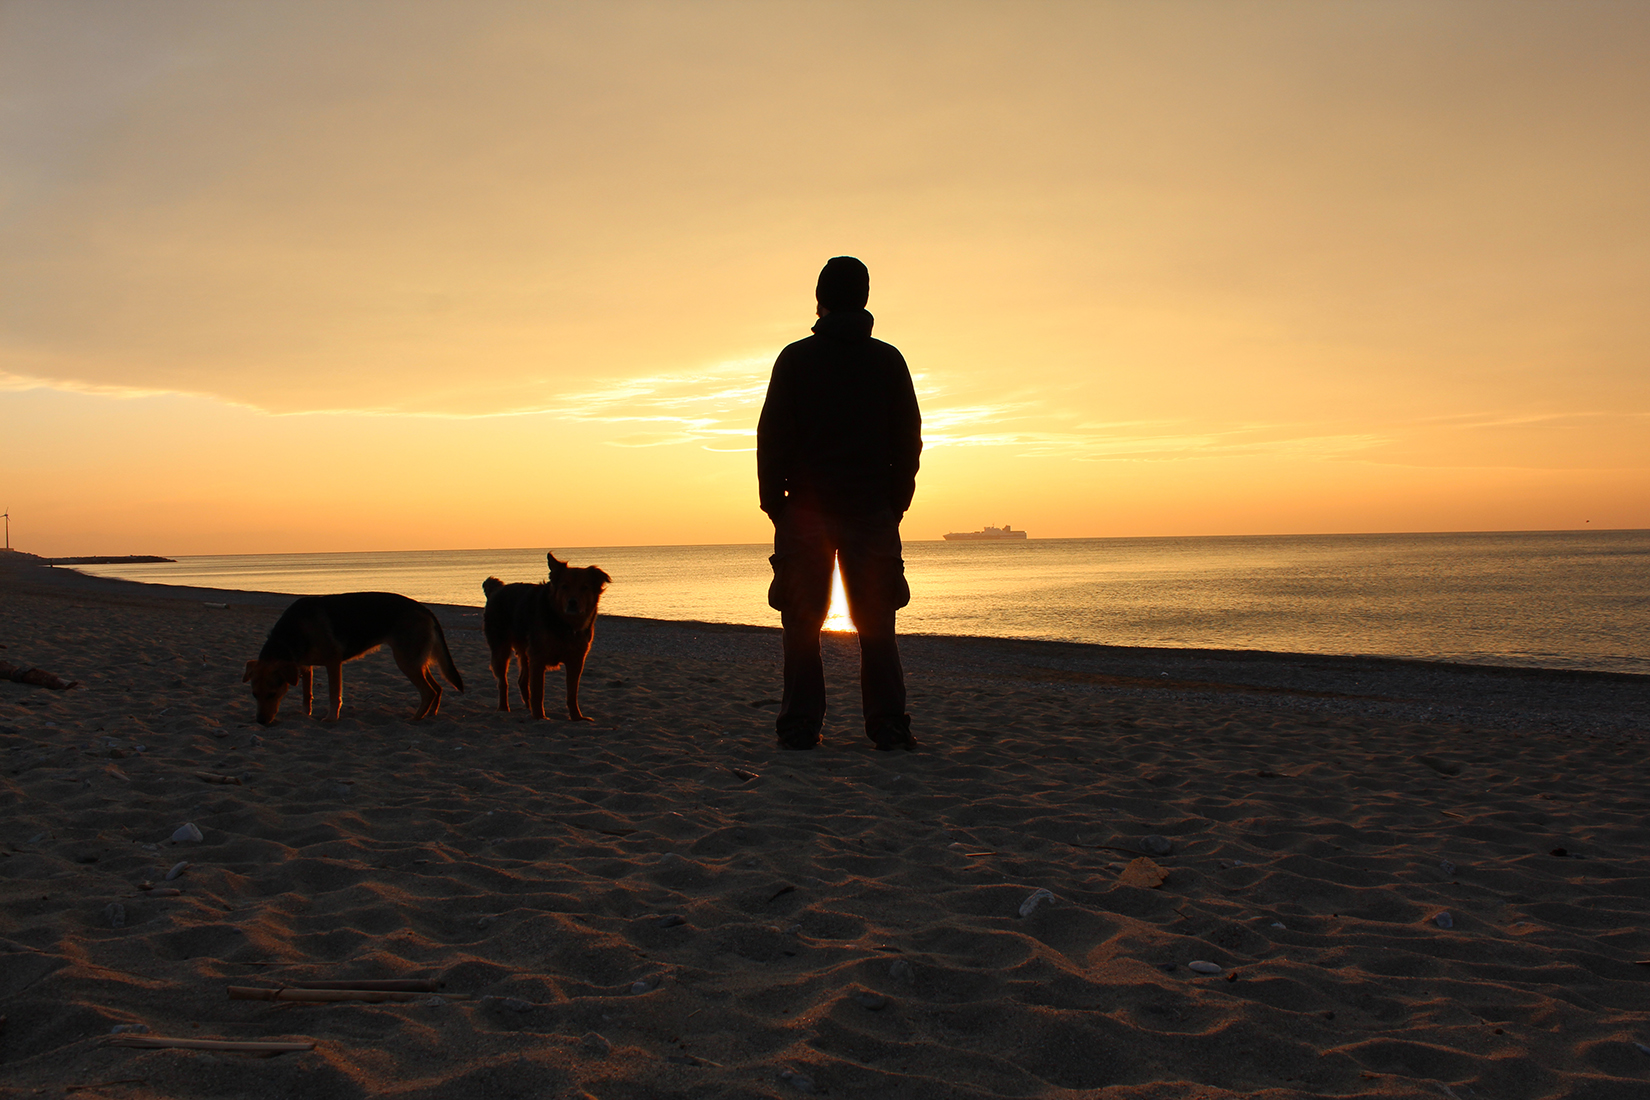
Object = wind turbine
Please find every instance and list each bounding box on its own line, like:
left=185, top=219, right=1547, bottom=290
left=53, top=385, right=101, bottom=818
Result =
left=2, top=508, right=8, bottom=551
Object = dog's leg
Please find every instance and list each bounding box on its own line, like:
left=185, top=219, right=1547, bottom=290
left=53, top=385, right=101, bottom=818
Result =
left=489, top=647, right=511, bottom=711
left=300, top=666, right=315, bottom=717
left=422, top=668, right=443, bottom=717
left=395, top=650, right=438, bottom=720
left=517, top=648, right=533, bottom=710
left=564, top=648, right=592, bottom=722
left=527, top=655, right=547, bottom=720
left=325, top=663, right=343, bottom=721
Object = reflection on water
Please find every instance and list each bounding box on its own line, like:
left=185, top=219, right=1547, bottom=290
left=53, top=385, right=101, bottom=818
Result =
left=823, top=558, right=854, bottom=633
left=75, top=530, right=1650, bottom=674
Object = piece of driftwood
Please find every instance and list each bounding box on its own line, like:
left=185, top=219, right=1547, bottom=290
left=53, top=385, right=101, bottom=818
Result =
left=64, top=1079, right=148, bottom=1093
left=105, top=1036, right=313, bottom=1053
left=0, top=661, right=77, bottom=690
left=228, top=986, right=465, bottom=1003
left=289, top=979, right=441, bottom=992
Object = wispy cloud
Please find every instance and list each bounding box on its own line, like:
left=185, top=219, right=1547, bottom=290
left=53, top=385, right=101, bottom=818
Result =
left=546, top=358, right=770, bottom=450
left=8, top=363, right=1630, bottom=469
left=547, top=366, right=1397, bottom=462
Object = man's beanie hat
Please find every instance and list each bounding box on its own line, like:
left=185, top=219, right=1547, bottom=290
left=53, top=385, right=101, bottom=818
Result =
left=816, top=256, right=870, bottom=310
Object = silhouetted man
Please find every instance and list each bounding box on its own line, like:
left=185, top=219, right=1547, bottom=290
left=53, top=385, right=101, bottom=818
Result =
left=757, top=256, right=922, bottom=751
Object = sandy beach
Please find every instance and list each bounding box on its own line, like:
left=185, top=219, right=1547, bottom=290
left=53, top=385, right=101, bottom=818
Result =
left=3, top=554, right=1648, bottom=1099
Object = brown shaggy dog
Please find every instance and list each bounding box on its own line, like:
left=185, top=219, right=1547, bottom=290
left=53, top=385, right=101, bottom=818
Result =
left=482, top=552, right=611, bottom=721
left=242, top=592, right=463, bottom=725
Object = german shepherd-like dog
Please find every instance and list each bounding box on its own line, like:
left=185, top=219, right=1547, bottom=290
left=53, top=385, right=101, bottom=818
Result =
left=242, top=592, right=464, bottom=725
left=482, top=552, right=610, bottom=721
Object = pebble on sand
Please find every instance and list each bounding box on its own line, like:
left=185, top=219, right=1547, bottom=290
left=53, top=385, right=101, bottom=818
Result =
left=779, top=1069, right=817, bottom=1093
left=1018, top=888, right=1056, bottom=917
left=581, top=1032, right=612, bottom=1055
left=1139, top=834, right=1173, bottom=856
left=482, top=995, right=535, bottom=1012
left=1188, top=960, right=1224, bottom=975
left=103, top=903, right=125, bottom=928
left=1434, top=911, right=1455, bottom=929
left=853, top=991, right=889, bottom=1011
left=888, top=959, right=915, bottom=981
left=172, top=823, right=203, bottom=843
left=164, top=861, right=189, bottom=881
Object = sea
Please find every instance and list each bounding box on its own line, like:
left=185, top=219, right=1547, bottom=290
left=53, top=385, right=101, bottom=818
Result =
left=72, top=530, right=1650, bottom=676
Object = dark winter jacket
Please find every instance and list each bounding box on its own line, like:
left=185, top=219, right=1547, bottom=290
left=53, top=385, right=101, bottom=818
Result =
left=756, top=308, right=922, bottom=517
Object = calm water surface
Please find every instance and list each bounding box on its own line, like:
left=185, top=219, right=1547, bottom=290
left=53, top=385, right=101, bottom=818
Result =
left=76, top=531, right=1650, bottom=675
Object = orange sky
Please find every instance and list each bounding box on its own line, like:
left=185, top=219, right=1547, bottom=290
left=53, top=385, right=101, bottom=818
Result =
left=2, top=1, right=1647, bottom=556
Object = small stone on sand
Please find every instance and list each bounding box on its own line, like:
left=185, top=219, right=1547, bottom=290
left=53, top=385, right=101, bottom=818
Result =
left=1434, top=911, right=1455, bottom=929
left=1139, top=834, right=1173, bottom=856
left=172, top=823, right=203, bottom=843
left=779, top=1069, right=816, bottom=1093
left=853, top=991, right=888, bottom=1010
left=164, top=861, right=189, bottom=881
left=1018, top=887, right=1056, bottom=917
left=103, top=903, right=125, bottom=928
left=582, top=1031, right=612, bottom=1054
left=1188, top=960, right=1224, bottom=975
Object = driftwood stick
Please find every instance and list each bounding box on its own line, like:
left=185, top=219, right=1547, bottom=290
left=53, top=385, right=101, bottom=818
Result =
left=0, top=661, right=78, bottom=690
left=104, top=1036, right=313, bottom=1053
left=288, top=979, right=441, bottom=992
left=227, top=986, right=463, bottom=1003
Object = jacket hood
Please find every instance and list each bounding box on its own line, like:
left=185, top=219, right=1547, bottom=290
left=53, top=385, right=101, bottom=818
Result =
left=811, top=308, right=874, bottom=340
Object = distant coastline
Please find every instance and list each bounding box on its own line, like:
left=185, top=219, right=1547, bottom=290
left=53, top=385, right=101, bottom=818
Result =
left=49, top=555, right=176, bottom=565
left=0, top=549, right=176, bottom=566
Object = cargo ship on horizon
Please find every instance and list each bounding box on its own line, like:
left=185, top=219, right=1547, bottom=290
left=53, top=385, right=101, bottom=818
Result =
left=942, top=525, right=1027, bottom=541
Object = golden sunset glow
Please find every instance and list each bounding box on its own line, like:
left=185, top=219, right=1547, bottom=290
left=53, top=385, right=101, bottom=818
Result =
left=2, top=2, right=1647, bottom=555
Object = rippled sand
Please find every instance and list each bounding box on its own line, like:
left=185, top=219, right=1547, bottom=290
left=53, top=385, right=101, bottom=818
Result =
left=3, top=559, right=1648, bottom=1099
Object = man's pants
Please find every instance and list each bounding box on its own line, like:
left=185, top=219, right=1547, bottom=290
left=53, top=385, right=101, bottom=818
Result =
left=767, top=503, right=910, bottom=740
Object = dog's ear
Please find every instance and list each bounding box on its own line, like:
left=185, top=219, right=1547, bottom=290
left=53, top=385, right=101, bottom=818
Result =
left=243, top=660, right=258, bottom=683
left=547, top=552, right=567, bottom=578
left=594, top=568, right=611, bottom=589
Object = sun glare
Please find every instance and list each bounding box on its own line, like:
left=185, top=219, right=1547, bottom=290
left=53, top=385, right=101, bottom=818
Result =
left=823, top=557, right=854, bottom=632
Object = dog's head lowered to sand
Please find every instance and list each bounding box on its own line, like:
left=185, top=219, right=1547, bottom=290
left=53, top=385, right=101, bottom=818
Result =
left=242, top=659, right=300, bottom=725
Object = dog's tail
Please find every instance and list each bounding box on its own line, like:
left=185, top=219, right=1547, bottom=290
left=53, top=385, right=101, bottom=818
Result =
left=482, top=576, right=504, bottom=598
left=430, top=617, right=464, bottom=692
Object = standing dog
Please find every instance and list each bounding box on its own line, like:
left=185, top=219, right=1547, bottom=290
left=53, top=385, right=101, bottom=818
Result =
left=483, top=552, right=610, bottom=721
left=242, top=592, right=464, bottom=725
